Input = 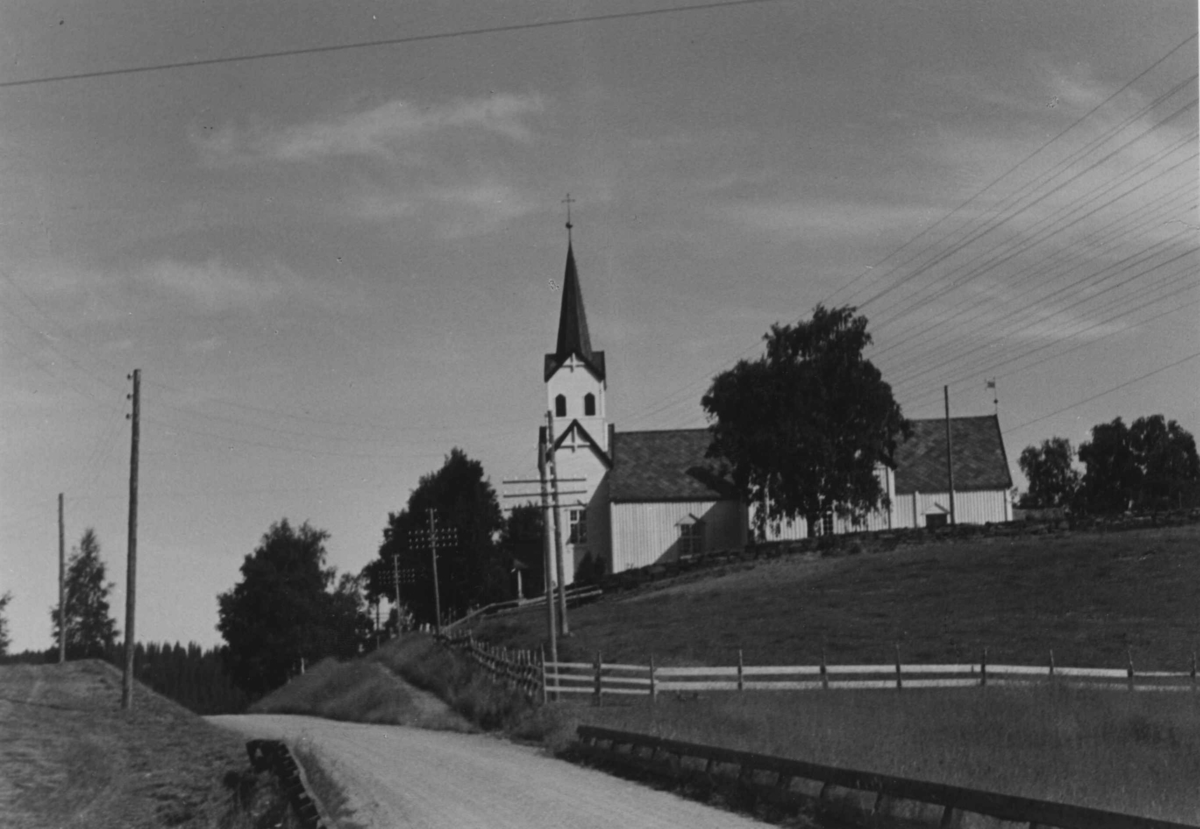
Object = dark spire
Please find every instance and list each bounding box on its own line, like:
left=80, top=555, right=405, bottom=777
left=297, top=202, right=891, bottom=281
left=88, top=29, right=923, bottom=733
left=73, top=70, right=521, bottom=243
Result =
left=545, top=236, right=605, bottom=382
left=555, top=242, right=593, bottom=363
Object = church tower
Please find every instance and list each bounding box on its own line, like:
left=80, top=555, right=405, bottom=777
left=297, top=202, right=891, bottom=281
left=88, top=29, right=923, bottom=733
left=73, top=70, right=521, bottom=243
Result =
left=545, top=242, right=608, bottom=449
left=542, top=232, right=612, bottom=585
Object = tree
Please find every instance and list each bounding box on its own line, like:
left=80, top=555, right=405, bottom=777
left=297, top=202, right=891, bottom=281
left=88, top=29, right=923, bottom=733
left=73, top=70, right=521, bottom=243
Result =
left=218, top=519, right=369, bottom=698
left=1130, top=414, right=1199, bottom=510
left=368, top=448, right=506, bottom=626
left=1078, top=415, right=1200, bottom=513
left=50, top=529, right=118, bottom=659
left=702, top=305, right=910, bottom=534
left=498, top=503, right=545, bottom=595
left=0, top=591, right=11, bottom=656
left=1017, top=437, right=1080, bottom=509
left=1078, top=418, right=1139, bottom=513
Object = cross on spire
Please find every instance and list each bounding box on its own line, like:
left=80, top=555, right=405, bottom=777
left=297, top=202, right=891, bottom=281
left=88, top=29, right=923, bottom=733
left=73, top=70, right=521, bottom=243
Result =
left=562, top=193, right=575, bottom=241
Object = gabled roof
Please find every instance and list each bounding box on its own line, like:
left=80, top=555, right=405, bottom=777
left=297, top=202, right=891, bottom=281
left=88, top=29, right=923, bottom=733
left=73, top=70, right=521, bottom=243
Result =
left=545, top=243, right=606, bottom=381
left=894, top=415, right=1012, bottom=494
left=609, top=429, right=738, bottom=503
left=540, top=421, right=612, bottom=468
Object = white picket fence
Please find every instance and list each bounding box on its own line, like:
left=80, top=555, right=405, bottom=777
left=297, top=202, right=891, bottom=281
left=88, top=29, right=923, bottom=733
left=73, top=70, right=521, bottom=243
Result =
left=544, top=651, right=1200, bottom=701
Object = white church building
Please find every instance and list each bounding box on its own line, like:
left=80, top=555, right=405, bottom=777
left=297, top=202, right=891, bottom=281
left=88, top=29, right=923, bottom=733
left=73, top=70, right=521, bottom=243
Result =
left=539, top=239, right=1013, bottom=585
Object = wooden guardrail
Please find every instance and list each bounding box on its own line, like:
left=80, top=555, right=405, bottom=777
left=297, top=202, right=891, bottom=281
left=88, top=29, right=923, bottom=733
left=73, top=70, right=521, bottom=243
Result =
left=548, top=649, right=1200, bottom=701
left=575, top=726, right=1196, bottom=829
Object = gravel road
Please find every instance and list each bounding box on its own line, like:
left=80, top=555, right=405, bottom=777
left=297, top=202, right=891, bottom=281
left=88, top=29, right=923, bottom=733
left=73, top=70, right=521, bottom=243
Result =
left=210, top=714, right=767, bottom=829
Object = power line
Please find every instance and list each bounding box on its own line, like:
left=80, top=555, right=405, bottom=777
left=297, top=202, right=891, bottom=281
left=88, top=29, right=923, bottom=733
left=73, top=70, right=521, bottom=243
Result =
left=867, top=120, right=1198, bottom=342
left=857, top=97, right=1198, bottom=321
left=898, top=277, right=1200, bottom=412
left=822, top=32, right=1198, bottom=308
left=889, top=243, right=1199, bottom=393
left=869, top=183, right=1196, bottom=368
left=0, top=0, right=787, bottom=89
left=1003, top=350, right=1200, bottom=433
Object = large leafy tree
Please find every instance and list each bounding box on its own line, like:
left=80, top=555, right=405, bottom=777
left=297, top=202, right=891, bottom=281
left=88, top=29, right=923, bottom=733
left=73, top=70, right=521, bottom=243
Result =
left=1130, top=414, right=1199, bottom=509
left=703, top=305, right=909, bottom=534
left=50, top=529, right=118, bottom=659
left=1078, top=418, right=1139, bottom=513
left=366, top=448, right=507, bottom=626
left=1078, top=415, right=1200, bottom=513
left=1018, top=437, right=1081, bottom=509
left=218, top=520, right=368, bottom=698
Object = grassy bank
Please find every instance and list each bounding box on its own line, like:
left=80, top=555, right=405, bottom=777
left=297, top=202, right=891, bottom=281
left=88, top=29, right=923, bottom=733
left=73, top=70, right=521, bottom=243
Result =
left=251, top=634, right=543, bottom=735
left=0, top=660, right=287, bottom=829
left=563, top=684, right=1200, bottom=823
left=474, top=524, right=1200, bottom=670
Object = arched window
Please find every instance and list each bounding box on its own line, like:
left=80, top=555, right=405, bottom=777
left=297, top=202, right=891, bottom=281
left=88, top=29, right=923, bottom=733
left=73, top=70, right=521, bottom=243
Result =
left=555, top=394, right=567, bottom=418
left=583, top=393, right=596, bottom=416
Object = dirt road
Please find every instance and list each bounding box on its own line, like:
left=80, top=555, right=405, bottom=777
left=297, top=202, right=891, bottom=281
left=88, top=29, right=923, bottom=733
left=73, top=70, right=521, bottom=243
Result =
left=211, top=714, right=767, bottom=829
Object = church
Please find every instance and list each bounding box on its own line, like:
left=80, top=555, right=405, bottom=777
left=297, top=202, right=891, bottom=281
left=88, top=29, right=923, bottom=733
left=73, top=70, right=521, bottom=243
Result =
left=538, top=237, right=1013, bottom=586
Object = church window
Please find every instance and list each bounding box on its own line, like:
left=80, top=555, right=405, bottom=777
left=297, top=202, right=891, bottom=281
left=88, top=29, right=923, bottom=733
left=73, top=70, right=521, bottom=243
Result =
left=583, top=393, right=596, bottom=416
left=678, top=521, right=705, bottom=557
left=568, top=508, right=588, bottom=544
left=555, top=394, right=567, bottom=418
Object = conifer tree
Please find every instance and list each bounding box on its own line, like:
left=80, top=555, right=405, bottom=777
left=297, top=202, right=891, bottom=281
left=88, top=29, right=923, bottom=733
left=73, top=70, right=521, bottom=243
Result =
left=50, top=529, right=118, bottom=659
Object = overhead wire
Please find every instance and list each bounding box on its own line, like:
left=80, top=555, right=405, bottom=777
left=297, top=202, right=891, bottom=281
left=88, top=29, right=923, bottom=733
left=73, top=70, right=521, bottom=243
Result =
left=0, top=0, right=787, bottom=89
left=820, top=32, right=1198, bottom=308
left=868, top=180, right=1196, bottom=368
left=1002, top=349, right=1200, bottom=434
left=857, top=96, right=1198, bottom=324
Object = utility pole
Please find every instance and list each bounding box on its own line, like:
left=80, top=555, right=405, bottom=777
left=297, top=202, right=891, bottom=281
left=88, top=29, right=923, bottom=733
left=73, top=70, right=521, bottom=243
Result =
left=428, top=509, right=442, bottom=634
left=537, top=432, right=559, bottom=690
left=122, top=369, right=140, bottom=710
left=408, top=513, right=454, bottom=635
left=545, top=411, right=569, bottom=636
left=391, top=553, right=402, bottom=631
left=501, top=463, right=586, bottom=691
left=944, top=384, right=956, bottom=526
left=58, top=493, right=65, bottom=664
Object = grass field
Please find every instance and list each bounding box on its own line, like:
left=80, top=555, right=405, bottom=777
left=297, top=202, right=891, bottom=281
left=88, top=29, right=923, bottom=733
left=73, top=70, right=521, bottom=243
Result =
left=0, top=659, right=288, bottom=828
left=461, top=524, right=1200, bottom=822
left=558, top=684, right=1200, bottom=823
left=473, top=523, right=1200, bottom=670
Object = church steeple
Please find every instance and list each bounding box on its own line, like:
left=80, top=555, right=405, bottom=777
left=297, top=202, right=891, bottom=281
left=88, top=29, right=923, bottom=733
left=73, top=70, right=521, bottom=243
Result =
left=554, top=243, right=595, bottom=365
left=545, top=229, right=605, bottom=382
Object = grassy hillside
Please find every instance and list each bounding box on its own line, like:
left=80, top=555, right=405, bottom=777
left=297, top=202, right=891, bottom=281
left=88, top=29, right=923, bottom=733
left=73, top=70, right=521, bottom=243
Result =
left=251, top=635, right=539, bottom=734
left=0, top=660, right=286, bottom=829
left=473, top=523, right=1200, bottom=671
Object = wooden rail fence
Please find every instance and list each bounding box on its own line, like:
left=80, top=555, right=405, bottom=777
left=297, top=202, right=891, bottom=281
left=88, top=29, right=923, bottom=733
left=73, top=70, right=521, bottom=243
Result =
left=548, top=649, right=1200, bottom=701
left=575, top=726, right=1195, bottom=829
left=436, top=629, right=545, bottom=700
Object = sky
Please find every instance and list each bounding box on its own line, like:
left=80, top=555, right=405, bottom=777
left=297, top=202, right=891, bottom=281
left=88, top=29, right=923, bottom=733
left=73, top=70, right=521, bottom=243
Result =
left=1, top=0, right=1196, bottom=655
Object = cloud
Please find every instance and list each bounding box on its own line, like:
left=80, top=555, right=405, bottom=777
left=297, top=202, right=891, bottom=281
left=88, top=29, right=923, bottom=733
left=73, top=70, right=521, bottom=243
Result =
left=192, top=93, right=545, bottom=165
left=426, top=181, right=539, bottom=238
left=720, top=198, right=941, bottom=243
left=135, top=257, right=296, bottom=313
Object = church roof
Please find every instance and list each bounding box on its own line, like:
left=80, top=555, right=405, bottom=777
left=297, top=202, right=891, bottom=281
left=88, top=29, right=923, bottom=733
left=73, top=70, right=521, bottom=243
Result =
left=609, top=429, right=739, bottom=503
left=893, top=415, right=1012, bottom=494
left=545, top=243, right=606, bottom=381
